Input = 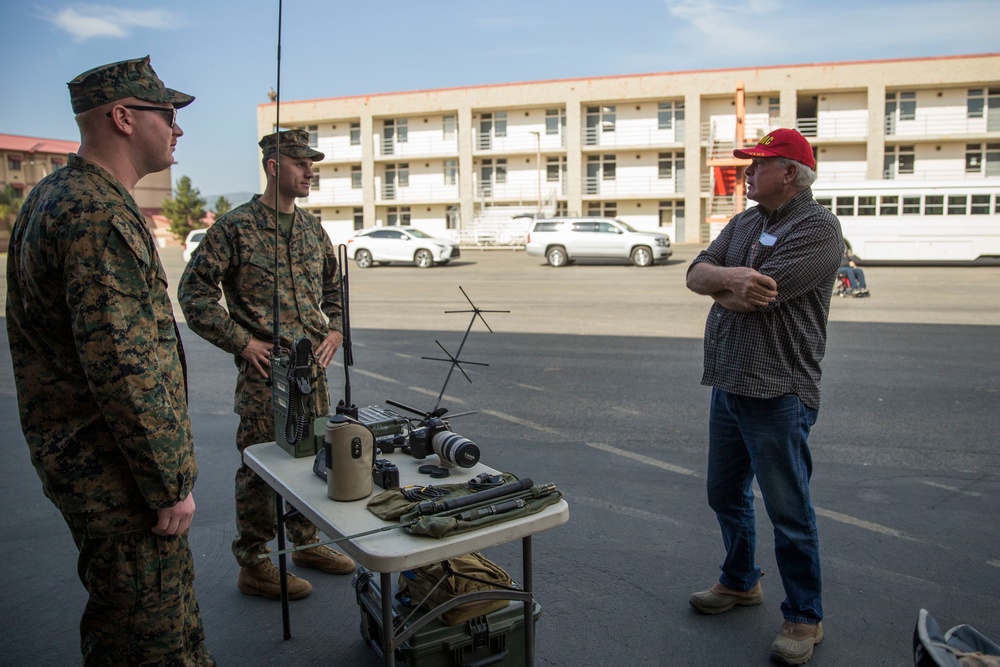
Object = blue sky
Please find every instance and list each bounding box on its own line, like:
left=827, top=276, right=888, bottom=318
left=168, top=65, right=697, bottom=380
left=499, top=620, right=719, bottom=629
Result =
left=2, top=0, right=998, bottom=199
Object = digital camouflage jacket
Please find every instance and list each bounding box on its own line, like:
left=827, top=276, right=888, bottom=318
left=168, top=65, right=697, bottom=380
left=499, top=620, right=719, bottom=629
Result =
left=5, top=154, right=197, bottom=533
left=177, top=195, right=343, bottom=417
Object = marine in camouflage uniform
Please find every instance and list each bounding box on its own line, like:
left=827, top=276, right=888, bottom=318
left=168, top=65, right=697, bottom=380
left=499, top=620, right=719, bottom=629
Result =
left=178, top=130, right=355, bottom=598
left=5, top=57, right=214, bottom=665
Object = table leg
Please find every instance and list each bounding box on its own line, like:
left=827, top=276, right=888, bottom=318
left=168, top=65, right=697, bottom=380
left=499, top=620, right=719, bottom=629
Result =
left=275, top=491, right=291, bottom=640
left=523, top=535, right=534, bottom=667
left=380, top=571, right=395, bottom=667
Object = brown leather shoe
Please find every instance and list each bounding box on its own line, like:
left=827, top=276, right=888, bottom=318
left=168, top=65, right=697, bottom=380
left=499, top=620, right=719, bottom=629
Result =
left=291, top=539, right=356, bottom=575
left=238, top=559, right=312, bottom=600
left=770, top=621, right=823, bottom=665
left=689, top=581, right=764, bottom=614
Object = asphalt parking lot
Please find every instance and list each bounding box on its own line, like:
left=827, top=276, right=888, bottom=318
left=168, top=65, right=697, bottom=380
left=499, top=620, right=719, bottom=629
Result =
left=2, top=243, right=999, bottom=666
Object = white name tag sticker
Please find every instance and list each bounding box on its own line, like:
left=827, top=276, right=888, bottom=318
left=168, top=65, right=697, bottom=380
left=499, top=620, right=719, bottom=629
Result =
left=758, top=232, right=777, bottom=247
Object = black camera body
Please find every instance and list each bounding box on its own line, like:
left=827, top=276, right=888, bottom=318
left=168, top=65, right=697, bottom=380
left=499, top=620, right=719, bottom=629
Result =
left=372, top=458, right=400, bottom=489
left=406, top=416, right=449, bottom=459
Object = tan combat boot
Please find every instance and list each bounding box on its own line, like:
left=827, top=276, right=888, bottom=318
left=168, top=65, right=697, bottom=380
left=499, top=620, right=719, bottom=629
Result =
left=689, top=581, right=764, bottom=614
left=770, top=621, right=823, bottom=665
left=238, top=559, right=312, bottom=600
left=291, top=538, right=356, bottom=575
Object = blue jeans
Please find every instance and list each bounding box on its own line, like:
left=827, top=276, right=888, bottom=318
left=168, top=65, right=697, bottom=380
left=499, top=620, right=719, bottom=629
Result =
left=838, top=266, right=866, bottom=289
left=706, top=388, right=823, bottom=624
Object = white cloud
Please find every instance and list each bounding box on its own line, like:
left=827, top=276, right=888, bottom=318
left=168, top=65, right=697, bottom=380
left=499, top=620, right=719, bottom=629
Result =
left=46, top=4, right=179, bottom=41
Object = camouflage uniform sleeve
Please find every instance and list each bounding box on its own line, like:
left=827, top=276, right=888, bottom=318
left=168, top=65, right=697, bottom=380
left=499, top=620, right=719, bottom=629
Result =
left=178, top=222, right=254, bottom=356
left=320, top=231, right=344, bottom=334
left=69, top=213, right=195, bottom=508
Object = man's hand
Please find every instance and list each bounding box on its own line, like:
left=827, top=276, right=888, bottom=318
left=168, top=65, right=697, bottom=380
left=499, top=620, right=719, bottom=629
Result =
left=315, top=330, right=344, bottom=368
left=240, top=337, right=273, bottom=378
left=153, top=493, right=196, bottom=537
left=723, top=266, right=778, bottom=309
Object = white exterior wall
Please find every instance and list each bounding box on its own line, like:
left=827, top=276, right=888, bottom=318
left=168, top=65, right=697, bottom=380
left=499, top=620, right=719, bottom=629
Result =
left=261, top=54, right=1000, bottom=244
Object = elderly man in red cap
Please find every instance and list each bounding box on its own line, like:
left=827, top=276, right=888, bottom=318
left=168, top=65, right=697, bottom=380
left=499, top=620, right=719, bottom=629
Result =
left=686, top=129, right=843, bottom=665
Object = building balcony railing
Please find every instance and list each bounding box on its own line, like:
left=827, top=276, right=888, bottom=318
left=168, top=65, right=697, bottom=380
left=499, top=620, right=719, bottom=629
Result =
left=582, top=175, right=685, bottom=198
left=885, top=115, right=998, bottom=138
left=376, top=136, right=459, bottom=159
left=582, top=125, right=685, bottom=149
left=317, top=144, right=363, bottom=162
left=796, top=117, right=869, bottom=140
left=298, top=187, right=364, bottom=207
left=474, top=132, right=565, bottom=153
left=376, top=181, right=460, bottom=203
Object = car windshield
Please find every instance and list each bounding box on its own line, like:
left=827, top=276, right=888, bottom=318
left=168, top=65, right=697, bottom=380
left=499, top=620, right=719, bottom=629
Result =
left=614, top=219, right=638, bottom=232
left=405, top=228, right=432, bottom=238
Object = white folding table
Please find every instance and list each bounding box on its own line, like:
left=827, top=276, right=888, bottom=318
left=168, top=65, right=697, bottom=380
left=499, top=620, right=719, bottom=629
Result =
left=243, top=442, right=569, bottom=667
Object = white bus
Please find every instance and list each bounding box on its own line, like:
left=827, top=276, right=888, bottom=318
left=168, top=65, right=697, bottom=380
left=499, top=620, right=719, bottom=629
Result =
left=812, top=179, right=1000, bottom=263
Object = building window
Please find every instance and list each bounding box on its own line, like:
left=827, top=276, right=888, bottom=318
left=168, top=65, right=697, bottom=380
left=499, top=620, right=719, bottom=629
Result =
left=353, top=207, right=364, bottom=230
left=658, top=152, right=684, bottom=181
left=884, top=145, right=914, bottom=178
left=546, top=156, right=561, bottom=182
left=545, top=108, right=565, bottom=136
left=7, top=155, right=22, bottom=170
left=586, top=201, right=617, bottom=217
left=307, top=125, right=318, bottom=147
left=443, top=115, right=456, bottom=140
left=444, top=159, right=457, bottom=185
left=387, top=206, right=411, bottom=226
left=383, top=119, right=407, bottom=154
left=311, top=209, right=322, bottom=221
left=659, top=200, right=684, bottom=227
left=968, top=89, right=985, bottom=119
left=966, top=143, right=1000, bottom=176
left=585, top=155, right=615, bottom=194
left=351, top=165, right=362, bottom=189
left=657, top=101, right=684, bottom=130
left=768, top=97, right=780, bottom=124
left=899, top=92, right=916, bottom=121
left=51, top=157, right=65, bottom=170
left=495, top=158, right=507, bottom=183
left=350, top=122, right=361, bottom=145
left=858, top=196, right=876, bottom=216
left=311, top=170, right=320, bottom=191
left=479, top=158, right=506, bottom=195
left=383, top=163, right=407, bottom=199
left=902, top=196, right=921, bottom=214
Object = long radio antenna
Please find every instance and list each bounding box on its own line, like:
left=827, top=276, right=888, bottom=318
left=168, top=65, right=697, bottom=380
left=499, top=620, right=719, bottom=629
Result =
left=270, top=0, right=283, bottom=354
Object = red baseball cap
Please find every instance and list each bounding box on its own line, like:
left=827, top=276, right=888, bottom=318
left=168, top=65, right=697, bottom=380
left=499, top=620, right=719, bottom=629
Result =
left=733, top=128, right=816, bottom=170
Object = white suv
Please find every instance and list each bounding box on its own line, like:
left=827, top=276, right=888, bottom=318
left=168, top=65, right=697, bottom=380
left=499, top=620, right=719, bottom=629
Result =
left=525, top=217, right=672, bottom=267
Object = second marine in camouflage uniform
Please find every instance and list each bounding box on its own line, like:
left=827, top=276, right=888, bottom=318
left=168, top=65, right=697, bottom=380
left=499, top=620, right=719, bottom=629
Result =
left=178, top=129, right=355, bottom=600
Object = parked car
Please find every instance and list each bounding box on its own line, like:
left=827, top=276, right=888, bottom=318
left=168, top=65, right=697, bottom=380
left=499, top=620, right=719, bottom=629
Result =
left=347, top=227, right=460, bottom=268
left=183, top=229, right=208, bottom=263
left=525, top=217, right=672, bottom=267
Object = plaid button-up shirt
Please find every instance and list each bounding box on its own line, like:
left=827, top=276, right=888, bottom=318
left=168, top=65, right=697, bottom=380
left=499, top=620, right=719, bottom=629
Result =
left=691, top=188, right=843, bottom=409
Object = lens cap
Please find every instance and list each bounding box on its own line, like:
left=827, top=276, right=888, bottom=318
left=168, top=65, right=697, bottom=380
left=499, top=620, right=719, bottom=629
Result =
left=429, top=467, right=451, bottom=478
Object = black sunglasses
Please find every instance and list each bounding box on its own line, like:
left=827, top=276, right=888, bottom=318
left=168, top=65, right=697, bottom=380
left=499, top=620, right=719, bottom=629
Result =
left=106, top=105, right=177, bottom=129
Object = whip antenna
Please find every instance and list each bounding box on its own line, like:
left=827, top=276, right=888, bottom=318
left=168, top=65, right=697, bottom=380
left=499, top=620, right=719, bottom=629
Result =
left=270, top=0, right=283, bottom=354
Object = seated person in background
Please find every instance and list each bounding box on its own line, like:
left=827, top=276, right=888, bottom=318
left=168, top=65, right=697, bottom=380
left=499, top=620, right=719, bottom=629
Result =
left=839, top=241, right=869, bottom=296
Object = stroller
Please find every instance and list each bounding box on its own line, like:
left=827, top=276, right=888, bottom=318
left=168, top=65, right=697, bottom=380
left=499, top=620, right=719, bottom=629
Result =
left=914, top=609, right=1000, bottom=666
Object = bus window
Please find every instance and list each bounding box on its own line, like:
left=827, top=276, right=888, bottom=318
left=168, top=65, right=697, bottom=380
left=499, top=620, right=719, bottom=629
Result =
left=816, top=197, right=833, bottom=212
left=971, top=195, right=990, bottom=214
left=947, top=196, right=968, bottom=215
left=836, top=196, right=855, bottom=217
left=858, top=197, right=876, bottom=216
left=925, top=195, right=944, bottom=215
left=903, top=196, right=921, bottom=214
left=880, top=196, right=899, bottom=215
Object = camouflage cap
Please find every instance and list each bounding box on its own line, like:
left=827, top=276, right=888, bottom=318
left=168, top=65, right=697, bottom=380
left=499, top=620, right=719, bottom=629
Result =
left=259, top=129, right=325, bottom=161
left=68, top=56, right=195, bottom=114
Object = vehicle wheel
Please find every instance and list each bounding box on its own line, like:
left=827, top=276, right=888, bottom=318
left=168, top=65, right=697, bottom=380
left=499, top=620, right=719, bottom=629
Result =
left=631, top=246, right=653, bottom=267
left=414, top=249, right=434, bottom=268
left=546, top=246, right=568, bottom=267
left=355, top=249, right=373, bottom=268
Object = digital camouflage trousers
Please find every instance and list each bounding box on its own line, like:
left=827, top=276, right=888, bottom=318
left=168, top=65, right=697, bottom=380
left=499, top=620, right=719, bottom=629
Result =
left=233, top=413, right=319, bottom=567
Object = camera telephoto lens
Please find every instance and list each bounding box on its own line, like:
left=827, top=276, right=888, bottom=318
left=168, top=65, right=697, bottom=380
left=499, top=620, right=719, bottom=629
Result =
left=431, top=431, right=480, bottom=468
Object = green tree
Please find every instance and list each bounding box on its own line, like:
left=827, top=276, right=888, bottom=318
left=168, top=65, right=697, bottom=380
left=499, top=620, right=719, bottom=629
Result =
left=214, top=195, right=232, bottom=218
left=0, top=185, right=24, bottom=231
left=162, top=175, right=206, bottom=239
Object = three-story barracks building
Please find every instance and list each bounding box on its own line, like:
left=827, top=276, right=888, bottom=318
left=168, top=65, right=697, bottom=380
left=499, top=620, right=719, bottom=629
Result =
left=258, top=53, right=1000, bottom=246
